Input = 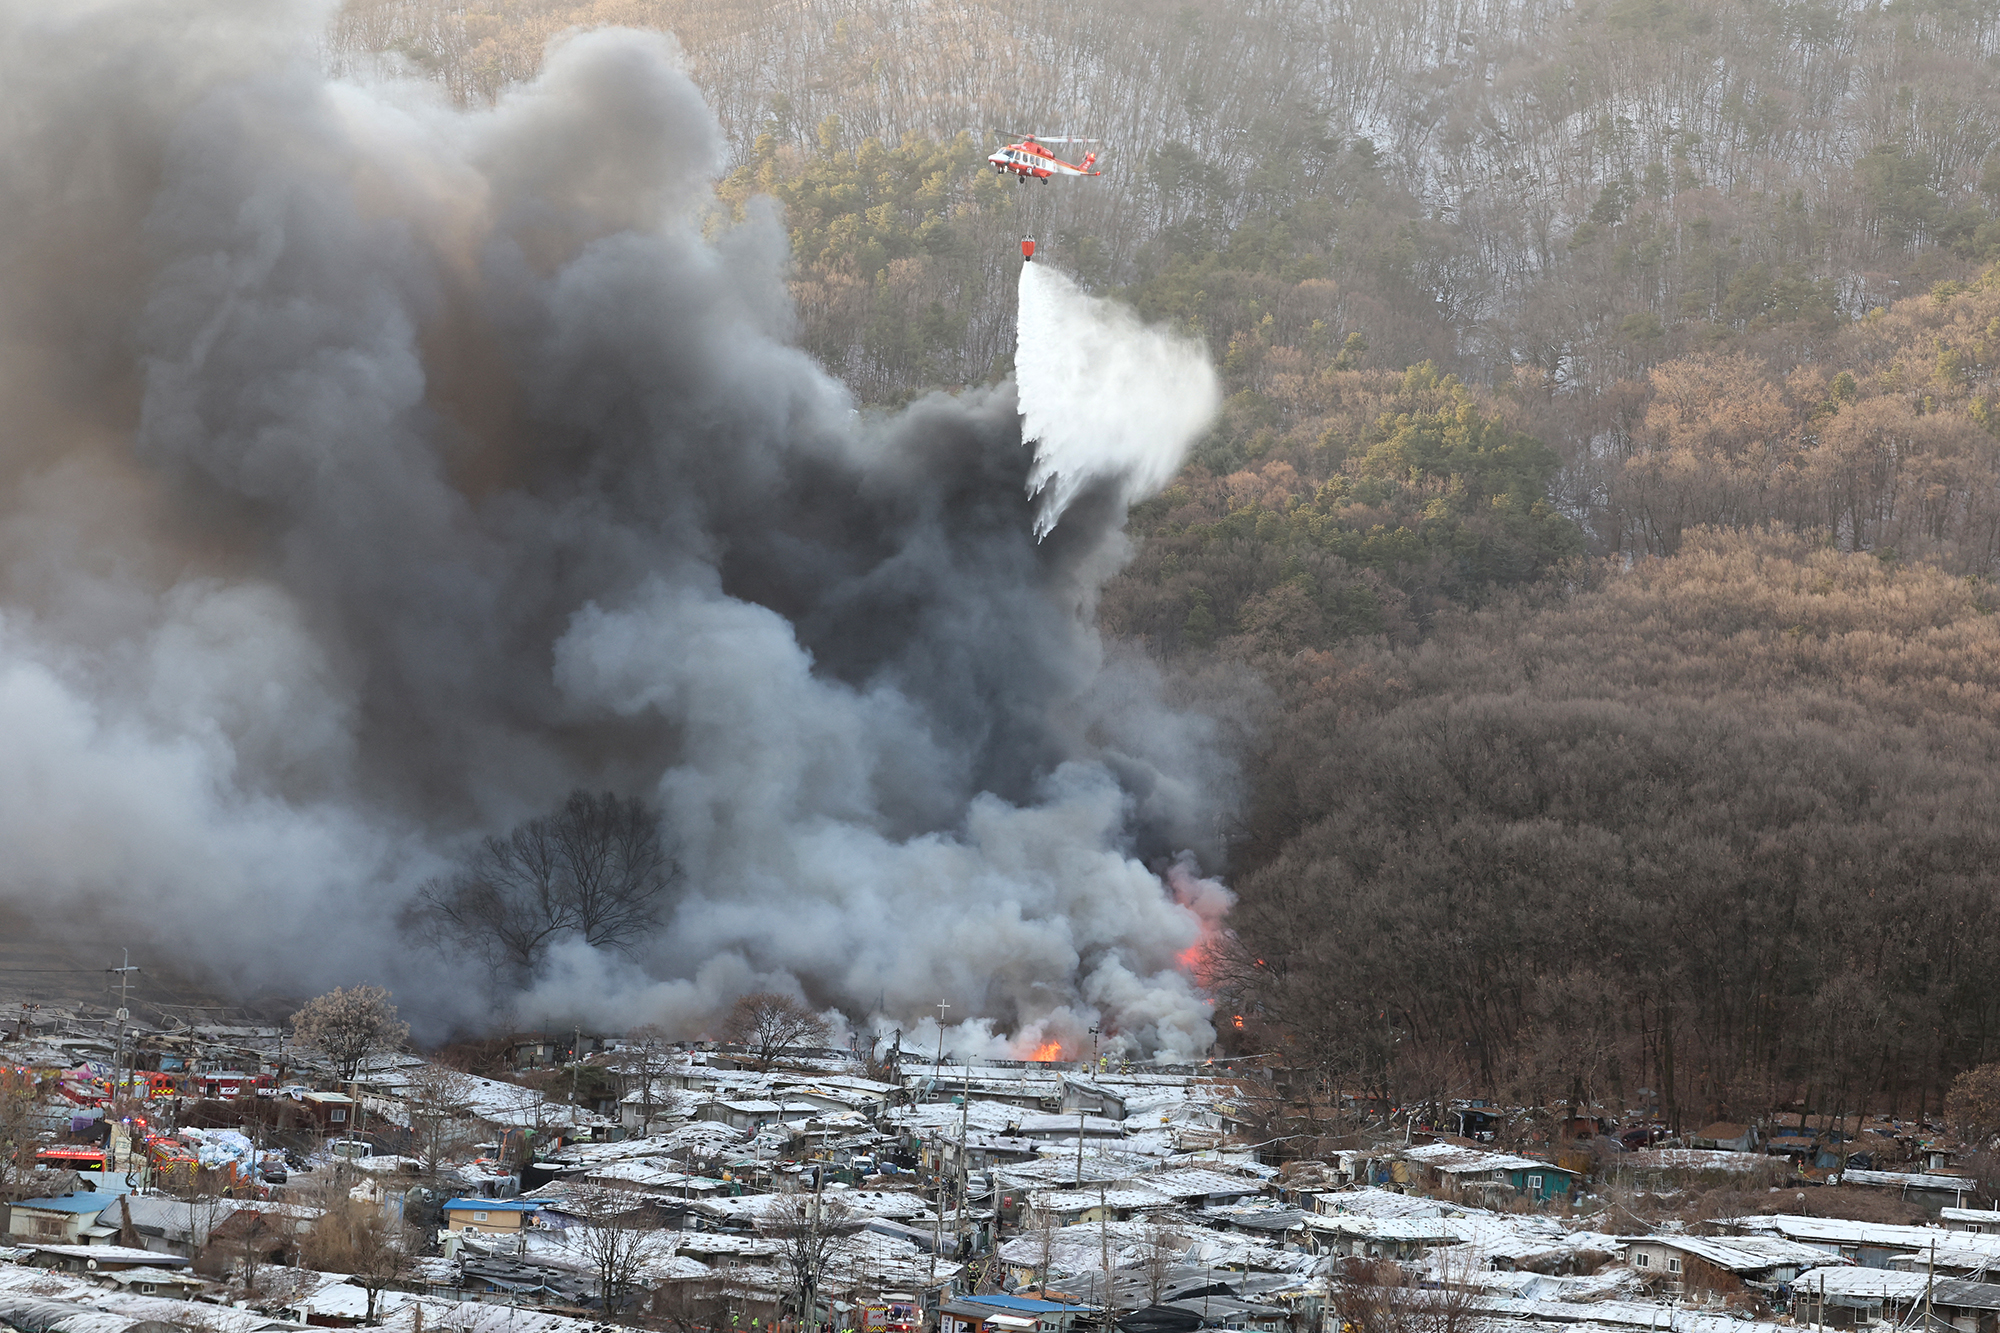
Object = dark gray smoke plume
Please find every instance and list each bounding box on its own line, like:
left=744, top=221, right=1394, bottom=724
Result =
left=0, top=1, right=1231, bottom=1057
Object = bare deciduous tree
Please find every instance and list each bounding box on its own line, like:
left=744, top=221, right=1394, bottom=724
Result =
left=1330, top=1257, right=1482, bottom=1333
left=1949, top=1064, right=2000, bottom=1144
left=1027, top=1205, right=1058, bottom=1297
left=565, top=1186, right=663, bottom=1314
left=771, top=1193, right=848, bottom=1330
left=0, top=1069, right=44, bottom=1195
left=248, top=1264, right=314, bottom=1311
left=291, top=985, right=410, bottom=1083
left=224, top=1209, right=297, bottom=1299
left=654, top=1279, right=737, bottom=1333
left=1139, top=1223, right=1182, bottom=1306
left=414, top=791, right=678, bottom=976
left=405, top=1062, right=476, bottom=1177
left=156, top=1165, right=230, bottom=1264
left=723, top=993, right=829, bottom=1071
left=626, top=1024, right=676, bottom=1136
left=301, top=1193, right=408, bottom=1321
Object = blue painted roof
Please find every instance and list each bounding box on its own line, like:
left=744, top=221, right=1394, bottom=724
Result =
left=442, top=1198, right=549, bottom=1213
left=15, top=1193, right=121, bottom=1214
left=959, top=1296, right=1086, bottom=1314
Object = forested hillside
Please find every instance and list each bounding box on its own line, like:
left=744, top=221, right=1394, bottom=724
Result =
left=330, top=0, right=2000, bottom=1120
left=338, top=0, right=2000, bottom=554
left=1221, top=530, right=2000, bottom=1125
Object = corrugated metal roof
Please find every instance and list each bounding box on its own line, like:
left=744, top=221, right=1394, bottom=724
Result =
left=1732, top=1214, right=2000, bottom=1253
left=1840, top=1169, right=1974, bottom=1192
left=1401, top=1143, right=1574, bottom=1175
left=14, top=1195, right=120, bottom=1215
left=1801, top=1268, right=1928, bottom=1300
left=1633, top=1233, right=1835, bottom=1272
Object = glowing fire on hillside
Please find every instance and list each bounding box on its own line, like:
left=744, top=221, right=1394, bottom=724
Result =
left=1167, top=858, right=1233, bottom=996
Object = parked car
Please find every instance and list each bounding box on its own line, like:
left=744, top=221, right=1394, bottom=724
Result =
left=1620, top=1125, right=1669, bottom=1149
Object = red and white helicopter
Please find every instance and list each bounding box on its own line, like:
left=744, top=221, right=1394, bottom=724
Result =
left=988, top=135, right=1102, bottom=183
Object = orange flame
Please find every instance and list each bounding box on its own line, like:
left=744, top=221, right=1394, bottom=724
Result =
left=1029, top=1040, right=1064, bottom=1062
left=1166, top=860, right=1233, bottom=999
left=1176, top=938, right=1217, bottom=990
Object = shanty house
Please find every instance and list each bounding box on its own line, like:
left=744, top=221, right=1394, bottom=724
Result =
left=948, top=1288, right=1104, bottom=1328
left=1798, top=1268, right=2000, bottom=1332
left=1725, top=1214, right=2000, bottom=1271
left=1197, top=1207, right=1311, bottom=1248
left=771, top=1077, right=895, bottom=1117
left=1061, top=1080, right=1128, bottom=1120
left=1945, top=1208, right=2000, bottom=1236
left=99, top=1266, right=205, bottom=1298
left=1303, top=1214, right=1459, bottom=1261
left=1840, top=1169, right=1975, bottom=1211
left=696, top=1100, right=790, bottom=1133
left=1014, top=1115, right=1124, bottom=1141
left=1896, top=1276, right=2000, bottom=1333
left=1624, top=1149, right=1770, bottom=1187
left=202, top=1205, right=308, bottom=1273
left=941, top=1304, right=1038, bottom=1333
left=459, top=1256, right=597, bottom=1305
left=1623, top=1234, right=1835, bottom=1299
left=1399, top=1143, right=1579, bottom=1204
left=944, top=1133, right=1043, bottom=1175
left=1138, top=1169, right=1265, bottom=1210
left=1796, top=1267, right=1924, bottom=1328
left=443, top=1198, right=546, bottom=1235
left=942, top=1296, right=1089, bottom=1333
left=7, top=1193, right=120, bottom=1244
left=1690, top=1122, right=1759, bottom=1153
left=1025, top=1185, right=1174, bottom=1226
left=23, top=1243, right=193, bottom=1275
left=301, top=1091, right=357, bottom=1133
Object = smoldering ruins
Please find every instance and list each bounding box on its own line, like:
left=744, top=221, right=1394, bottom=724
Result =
left=0, top=2, right=1228, bottom=1057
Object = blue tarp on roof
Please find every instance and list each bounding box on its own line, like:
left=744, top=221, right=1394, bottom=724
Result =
left=442, top=1198, right=549, bottom=1213
left=14, top=1194, right=121, bottom=1214
left=959, top=1296, right=1092, bottom=1314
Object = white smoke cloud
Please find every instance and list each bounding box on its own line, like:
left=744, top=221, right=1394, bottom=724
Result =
left=1015, top=263, right=1222, bottom=539
left=0, top=3, right=1233, bottom=1056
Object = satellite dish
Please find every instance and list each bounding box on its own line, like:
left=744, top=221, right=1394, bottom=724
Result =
left=86, top=1259, right=98, bottom=1270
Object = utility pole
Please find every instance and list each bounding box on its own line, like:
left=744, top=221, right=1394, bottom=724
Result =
left=1926, top=1239, right=1936, bottom=1332
left=954, top=1067, right=970, bottom=1266
left=805, top=1148, right=828, bottom=1333
left=932, top=1001, right=950, bottom=1097
left=1075, top=1107, right=1086, bottom=1185
left=928, top=1002, right=950, bottom=1322
left=107, top=951, right=140, bottom=1112
left=1098, top=1178, right=1113, bottom=1333
left=1089, top=1025, right=1100, bottom=1074
left=570, top=1025, right=582, bottom=1108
